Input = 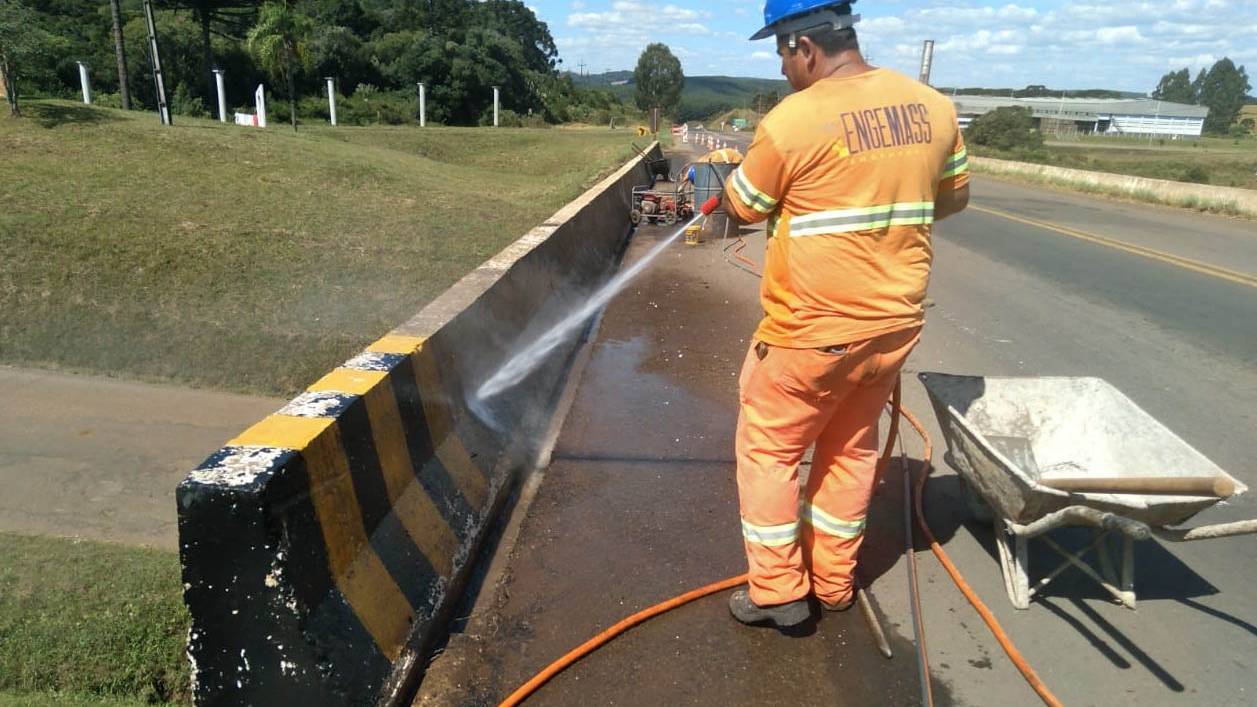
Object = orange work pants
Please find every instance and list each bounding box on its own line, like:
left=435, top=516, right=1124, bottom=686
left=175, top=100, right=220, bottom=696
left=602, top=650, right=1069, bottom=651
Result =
left=735, top=326, right=921, bottom=607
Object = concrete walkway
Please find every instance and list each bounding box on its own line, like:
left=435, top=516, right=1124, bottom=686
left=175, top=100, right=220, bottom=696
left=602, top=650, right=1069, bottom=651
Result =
left=418, top=148, right=1257, bottom=705
left=0, top=366, right=283, bottom=550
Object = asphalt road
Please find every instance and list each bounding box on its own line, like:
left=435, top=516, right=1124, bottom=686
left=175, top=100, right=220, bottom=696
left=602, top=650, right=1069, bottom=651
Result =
left=417, top=143, right=1257, bottom=706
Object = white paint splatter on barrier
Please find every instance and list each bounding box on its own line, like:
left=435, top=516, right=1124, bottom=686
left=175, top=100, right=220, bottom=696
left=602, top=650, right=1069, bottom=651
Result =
left=278, top=392, right=352, bottom=418
left=188, top=447, right=286, bottom=487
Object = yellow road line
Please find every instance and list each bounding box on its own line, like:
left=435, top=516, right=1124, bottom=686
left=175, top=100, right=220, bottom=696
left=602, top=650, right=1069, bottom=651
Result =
left=970, top=204, right=1257, bottom=290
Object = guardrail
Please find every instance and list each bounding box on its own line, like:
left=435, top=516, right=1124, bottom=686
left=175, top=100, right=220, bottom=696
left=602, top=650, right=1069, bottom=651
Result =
left=177, top=143, right=662, bottom=706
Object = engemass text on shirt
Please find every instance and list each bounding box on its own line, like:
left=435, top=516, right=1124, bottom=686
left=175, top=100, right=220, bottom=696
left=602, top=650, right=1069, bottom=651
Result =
left=839, top=104, right=934, bottom=154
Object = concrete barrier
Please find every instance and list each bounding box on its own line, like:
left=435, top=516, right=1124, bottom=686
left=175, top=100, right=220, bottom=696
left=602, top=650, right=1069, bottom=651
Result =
left=972, top=155, right=1257, bottom=218
left=177, top=143, right=662, bottom=706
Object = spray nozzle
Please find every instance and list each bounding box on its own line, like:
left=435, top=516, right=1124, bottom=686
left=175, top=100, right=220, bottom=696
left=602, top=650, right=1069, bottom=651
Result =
left=700, top=196, right=721, bottom=216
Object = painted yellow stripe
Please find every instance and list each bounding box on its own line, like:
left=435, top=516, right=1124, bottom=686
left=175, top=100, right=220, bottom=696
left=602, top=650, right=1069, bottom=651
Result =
left=362, top=384, right=458, bottom=577
left=308, top=368, right=388, bottom=396
left=231, top=414, right=335, bottom=449
left=412, top=344, right=489, bottom=510
left=368, top=335, right=426, bottom=355
left=303, top=423, right=414, bottom=659
left=971, top=204, right=1257, bottom=290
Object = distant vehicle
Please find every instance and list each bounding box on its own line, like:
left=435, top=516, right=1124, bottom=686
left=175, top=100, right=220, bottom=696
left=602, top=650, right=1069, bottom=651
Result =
left=694, top=123, right=704, bottom=131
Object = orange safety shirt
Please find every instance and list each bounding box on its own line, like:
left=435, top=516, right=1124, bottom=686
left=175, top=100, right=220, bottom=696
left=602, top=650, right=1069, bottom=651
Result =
left=723, top=67, right=969, bottom=348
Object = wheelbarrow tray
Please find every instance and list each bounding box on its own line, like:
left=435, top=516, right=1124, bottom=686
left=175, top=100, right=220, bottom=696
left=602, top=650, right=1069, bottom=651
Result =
left=917, top=373, right=1247, bottom=527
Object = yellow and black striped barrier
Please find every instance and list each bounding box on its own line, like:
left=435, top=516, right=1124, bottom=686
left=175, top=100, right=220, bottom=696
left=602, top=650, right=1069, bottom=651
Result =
left=178, top=143, right=665, bottom=706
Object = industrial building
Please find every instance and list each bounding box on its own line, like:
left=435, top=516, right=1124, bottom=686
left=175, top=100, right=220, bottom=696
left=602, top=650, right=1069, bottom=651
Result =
left=951, top=95, right=1208, bottom=138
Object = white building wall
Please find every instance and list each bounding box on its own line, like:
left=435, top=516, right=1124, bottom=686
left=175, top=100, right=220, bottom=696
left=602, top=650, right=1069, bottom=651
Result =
left=1106, top=114, right=1204, bottom=137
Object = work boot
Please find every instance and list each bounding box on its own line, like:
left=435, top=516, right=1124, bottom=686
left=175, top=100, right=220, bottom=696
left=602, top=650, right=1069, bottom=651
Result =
left=728, top=589, right=811, bottom=627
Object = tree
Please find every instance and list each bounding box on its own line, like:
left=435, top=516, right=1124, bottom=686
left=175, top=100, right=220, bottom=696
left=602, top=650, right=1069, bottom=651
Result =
left=477, top=0, right=557, bottom=73
left=107, top=0, right=131, bottom=109
left=633, top=42, right=682, bottom=116
left=1152, top=67, right=1195, bottom=104
left=964, top=106, right=1043, bottom=152
left=1191, top=68, right=1207, bottom=103
left=0, top=0, right=49, bottom=116
left=158, top=0, right=258, bottom=113
left=1197, top=58, right=1251, bottom=135
left=247, top=0, right=312, bottom=130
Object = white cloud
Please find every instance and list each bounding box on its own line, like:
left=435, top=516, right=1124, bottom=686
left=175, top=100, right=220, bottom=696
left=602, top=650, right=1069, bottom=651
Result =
left=751, top=51, right=776, bottom=60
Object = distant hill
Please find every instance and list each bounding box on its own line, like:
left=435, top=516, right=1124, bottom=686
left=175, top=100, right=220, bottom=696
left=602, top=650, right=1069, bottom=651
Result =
left=569, top=72, right=792, bottom=121
left=568, top=72, right=1152, bottom=121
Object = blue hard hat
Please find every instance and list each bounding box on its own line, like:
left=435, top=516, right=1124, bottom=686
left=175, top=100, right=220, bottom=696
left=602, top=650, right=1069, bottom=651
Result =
left=687, top=166, right=696, bottom=183
left=750, top=0, right=858, bottom=41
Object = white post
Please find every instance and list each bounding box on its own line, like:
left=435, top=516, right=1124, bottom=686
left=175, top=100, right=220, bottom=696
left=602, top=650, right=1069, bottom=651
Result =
left=212, top=69, right=227, bottom=123
left=493, top=86, right=500, bottom=127
left=326, top=77, right=337, bottom=126
left=418, top=82, right=426, bottom=127
left=255, top=84, right=267, bottom=128
left=77, top=61, right=92, bottom=104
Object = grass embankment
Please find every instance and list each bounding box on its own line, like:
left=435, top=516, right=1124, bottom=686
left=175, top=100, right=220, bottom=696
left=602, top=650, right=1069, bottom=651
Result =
left=973, top=135, right=1257, bottom=189
left=0, top=100, right=644, bottom=396
left=0, top=533, right=189, bottom=706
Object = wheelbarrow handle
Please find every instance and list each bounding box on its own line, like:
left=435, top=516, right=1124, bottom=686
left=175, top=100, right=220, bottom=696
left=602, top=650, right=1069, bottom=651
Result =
left=1152, top=519, right=1257, bottom=542
left=1041, top=476, right=1235, bottom=498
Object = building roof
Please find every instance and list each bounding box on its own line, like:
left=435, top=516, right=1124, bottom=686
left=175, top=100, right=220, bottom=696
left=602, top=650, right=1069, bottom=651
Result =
left=950, top=95, right=1208, bottom=120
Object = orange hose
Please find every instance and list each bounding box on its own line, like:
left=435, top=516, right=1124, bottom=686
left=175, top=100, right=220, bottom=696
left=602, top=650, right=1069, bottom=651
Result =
left=499, top=574, right=747, bottom=707
left=500, top=401, right=1064, bottom=707
left=898, top=405, right=1064, bottom=707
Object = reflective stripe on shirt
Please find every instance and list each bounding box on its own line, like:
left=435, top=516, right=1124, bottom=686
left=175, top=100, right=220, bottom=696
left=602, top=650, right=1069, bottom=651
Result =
left=731, top=167, right=778, bottom=214
left=941, top=147, right=969, bottom=180
left=741, top=518, right=799, bottom=546
left=801, top=503, right=866, bottom=538
left=788, top=201, right=935, bottom=237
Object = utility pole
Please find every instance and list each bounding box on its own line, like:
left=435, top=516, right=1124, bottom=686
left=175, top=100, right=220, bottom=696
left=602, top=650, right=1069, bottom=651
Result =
left=77, top=62, right=92, bottom=104
left=325, top=77, right=337, bottom=126
left=493, top=85, right=500, bottom=127
left=578, top=61, right=587, bottom=76
left=417, top=82, right=426, bottom=127
left=212, top=68, right=226, bottom=122
left=917, top=40, right=935, bottom=85
left=143, top=0, right=172, bottom=125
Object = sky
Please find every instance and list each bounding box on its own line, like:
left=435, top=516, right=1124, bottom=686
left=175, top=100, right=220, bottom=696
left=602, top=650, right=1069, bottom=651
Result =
left=525, top=0, right=1257, bottom=93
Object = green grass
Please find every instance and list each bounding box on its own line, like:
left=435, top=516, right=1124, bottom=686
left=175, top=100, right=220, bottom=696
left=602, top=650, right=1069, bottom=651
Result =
left=972, top=162, right=1250, bottom=218
left=0, top=533, right=190, bottom=705
left=0, top=100, right=646, bottom=396
left=976, top=134, right=1257, bottom=189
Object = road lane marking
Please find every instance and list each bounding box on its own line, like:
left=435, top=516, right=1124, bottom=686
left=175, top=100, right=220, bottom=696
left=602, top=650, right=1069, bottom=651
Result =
left=969, top=204, right=1257, bottom=290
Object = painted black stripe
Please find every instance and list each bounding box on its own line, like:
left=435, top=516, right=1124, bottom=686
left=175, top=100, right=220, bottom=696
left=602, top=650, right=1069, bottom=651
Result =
left=307, top=588, right=393, bottom=700
left=262, top=451, right=336, bottom=612
left=388, top=356, right=478, bottom=530
left=334, top=396, right=442, bottom=610
left=335, top=398, right=395, bottom=535
left=368, top=514, right=441, bottom=612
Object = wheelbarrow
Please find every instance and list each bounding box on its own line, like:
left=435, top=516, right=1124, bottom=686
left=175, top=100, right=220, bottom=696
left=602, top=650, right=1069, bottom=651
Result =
left=918, top=372, right=1256, bottom=610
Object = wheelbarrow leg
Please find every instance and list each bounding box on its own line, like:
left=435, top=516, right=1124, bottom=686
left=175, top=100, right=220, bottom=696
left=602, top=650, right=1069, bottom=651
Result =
left=1121, top=534, right=1137, bottom=610
left=1095, top=531, right=1138, bottom=610
left=996, top=520, right=1031, bottom=609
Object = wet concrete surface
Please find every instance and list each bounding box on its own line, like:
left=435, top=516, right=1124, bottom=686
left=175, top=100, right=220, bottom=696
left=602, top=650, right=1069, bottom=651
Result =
left=417, top=199, right=933, bottom=705
left=420, top=142, right=1257, bottom=706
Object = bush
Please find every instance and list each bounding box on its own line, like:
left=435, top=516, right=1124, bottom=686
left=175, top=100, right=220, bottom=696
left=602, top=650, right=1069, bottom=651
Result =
left=965, top=106, right=1044, bottom=151
left=1181, top=164, right=1211, bottom=184
left=171, top=83, right=208, bottom=118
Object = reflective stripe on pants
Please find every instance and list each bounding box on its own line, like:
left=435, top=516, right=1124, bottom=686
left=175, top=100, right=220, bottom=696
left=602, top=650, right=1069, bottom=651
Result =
left=735, top=326, right=921, bottom=606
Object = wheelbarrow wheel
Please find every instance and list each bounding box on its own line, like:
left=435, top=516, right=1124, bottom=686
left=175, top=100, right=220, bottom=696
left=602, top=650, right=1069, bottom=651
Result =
left=630, top=209, right=642, bottom=225
left=663, top=210, right=678, bottom=225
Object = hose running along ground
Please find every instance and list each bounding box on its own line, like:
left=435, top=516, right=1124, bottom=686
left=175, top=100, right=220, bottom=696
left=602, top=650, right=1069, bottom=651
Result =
left=498, top=382, right=1064, bottom=706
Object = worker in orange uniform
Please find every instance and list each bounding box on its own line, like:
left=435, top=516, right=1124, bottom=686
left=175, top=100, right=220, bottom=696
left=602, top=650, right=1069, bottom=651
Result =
left=723, top=0, right=970, bottom=628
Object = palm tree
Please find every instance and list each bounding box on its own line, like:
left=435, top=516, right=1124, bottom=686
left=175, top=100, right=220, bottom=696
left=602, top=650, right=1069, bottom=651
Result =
left=246, top=0, right=311, bottom=131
